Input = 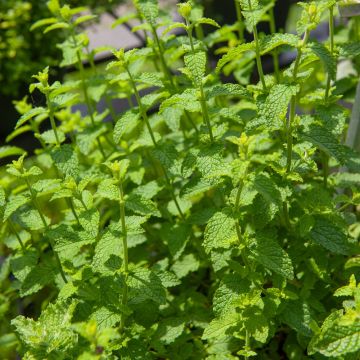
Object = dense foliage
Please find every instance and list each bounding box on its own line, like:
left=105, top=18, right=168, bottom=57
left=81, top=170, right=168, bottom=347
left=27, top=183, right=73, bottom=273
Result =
left=1, top=0, right=360, bottom=358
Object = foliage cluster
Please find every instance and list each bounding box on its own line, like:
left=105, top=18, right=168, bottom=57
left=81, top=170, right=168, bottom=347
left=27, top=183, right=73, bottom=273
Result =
left=1, top=0, right=360, bottom=359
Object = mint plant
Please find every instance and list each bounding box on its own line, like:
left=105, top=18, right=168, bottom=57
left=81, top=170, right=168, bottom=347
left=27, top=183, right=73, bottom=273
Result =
left=1, top=0, right=360, bottom=358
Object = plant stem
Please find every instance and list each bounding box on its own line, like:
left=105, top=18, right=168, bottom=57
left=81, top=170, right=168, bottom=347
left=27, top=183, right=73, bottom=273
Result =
left=126, top=68, right=157, bottom=145
left=244, top=329, right=250, bottom=360
left=323, top=6, right=335, bottom=187
left=118, top=178, right=128, bottom=331
left=247, top=0, right=267, bottom=91
left=45, top=91, right=60, bottom=146
left=151, top=25, right=175, bottom=89
left=70, top=32, right=106, bottom=158
left=24, top=176, right=68, bottom=283
left=286, top=29, right=310, bottom=173
left=8, top=220, right=25, bottom=251
left=325, top=6, right=335, bottom=103
left=187, top=23, right=214, bottom=142
left=235, top=0, right=244, bottom=42
left=269, top=7, right=280, bottom=83
left=126, top=67, right=185, bottom=219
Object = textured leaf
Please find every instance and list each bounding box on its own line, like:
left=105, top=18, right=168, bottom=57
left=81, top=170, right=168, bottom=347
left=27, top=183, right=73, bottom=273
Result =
left=137, top=0, right=159, bottom=25
left=302, top=125, right=355, bottom=165
left=151, top=143, right=182, bottom=178
left=171, top=253, right=200, bottom=279
left=48, top=225, right=95, bottom=262
left=310, top=216, right=351, bottom=255
left=260, top=33, right=299, bottom=55
left=259, top=84, right=299, bottom=129
left=203, top=208, right=237, bottom=254
left=216, top=42, right=256, bottom=72
left=11, top=301, right=77, bottom=358
left=77, top=125, right=107, bottom=155
left=184, top=51, right=207, bottom=86
left=202, top=312, right=241, bottom=340
left=309, top=314, right=360, bottom=357
left=125, top=193, right=160, bottom=217
left=51, top=144, right=79, bottom=178
left=160, top=89, right=201, bottom=113
left=128, top=267, right=166, bottom=305
left=309, top=42, right=337, bottom=80
left=92, top=228, right=122, bottom=275
left=97, top=179, right=119, bottom=201
left=206, top=83, right=250, bottom=99
left=280, top=300, right=314, bottom=337
left=213, top=274, right=251, bottom=317
left=79, top=208, right=100, bottom=237
left=249, top=234, right=294, bottom=279
left=3, top=194, right=29, bottom=221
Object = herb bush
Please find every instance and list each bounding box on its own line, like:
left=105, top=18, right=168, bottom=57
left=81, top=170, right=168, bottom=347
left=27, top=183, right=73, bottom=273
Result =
left=1, top=0, right=360, bottom=358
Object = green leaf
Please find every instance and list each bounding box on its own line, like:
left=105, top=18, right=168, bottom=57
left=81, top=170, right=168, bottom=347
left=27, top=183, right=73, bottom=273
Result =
left=51, top=144, right=79, bottom=178
left=202, top=311, right=241, bottom=340
left=92, top=227, right=122, bottom=275
left=151, top=143, right=182, bottom=178
left=339, top=42, right=360, bottom=58
left=203, top=208, right=237, bottom=254
left=280, top=300, right=314, bottom=337
left=15, top=107, right=47, bottom=129
left=216, top=42, right=256, bottom=72
left=160, top=89, right=201, bottom=113
left=30, top=17, right=57, bottom=31
left=184, top=50, right=207, bottom=86
left=15, top=209, right=50, bottom=231
left=79, top=208, right=100, bottom=237
left=137, top=0, right=159, bottom=25
left=97, top=179, right=119, bottom=201
left=126, top=193, right=160, bottom=217
left=171, top=253, right=200, bottom=279
left=0, top=146, right=25, bottom=160
left=213, top=274, right=251, bottom=317
left=44, top=22, right=70, bottom=34
left=258, top=84, right=299, bottom=130
left=302, top=125, right=355, bottom=165
left=309, top=216, right=351, bottom=255
left=128, top=267, right=166, bottom=305
left=153, top=318, right=185, bottom=345
left=3, top=194, right=29, bottom=221
left=136, top=72, right=164, bottom=87
left=77, top=125, right=107, bottom=155
left=11, top=301, right=77, bottom=358
left=10, top=250, right=55, bottom=296
left=249, top=233, right=294, bottom=280
left=48, top=225, right=95, bottom=262
left=253, top=173, right=282, bottom=208
left=161, top=223, right=190, bottom=259
left=309, top=313, right=360, bottom=357
left=206, top=83, right=250, bottom=99
left=309, top=42, right=337, bottom=80
left=195, top=17, right=220, bottom=28
left=73, top=14, right=97, bottom=26
left=260, top=33, right=299, bottom=55
left=37, top=129, right=65, bottom=145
